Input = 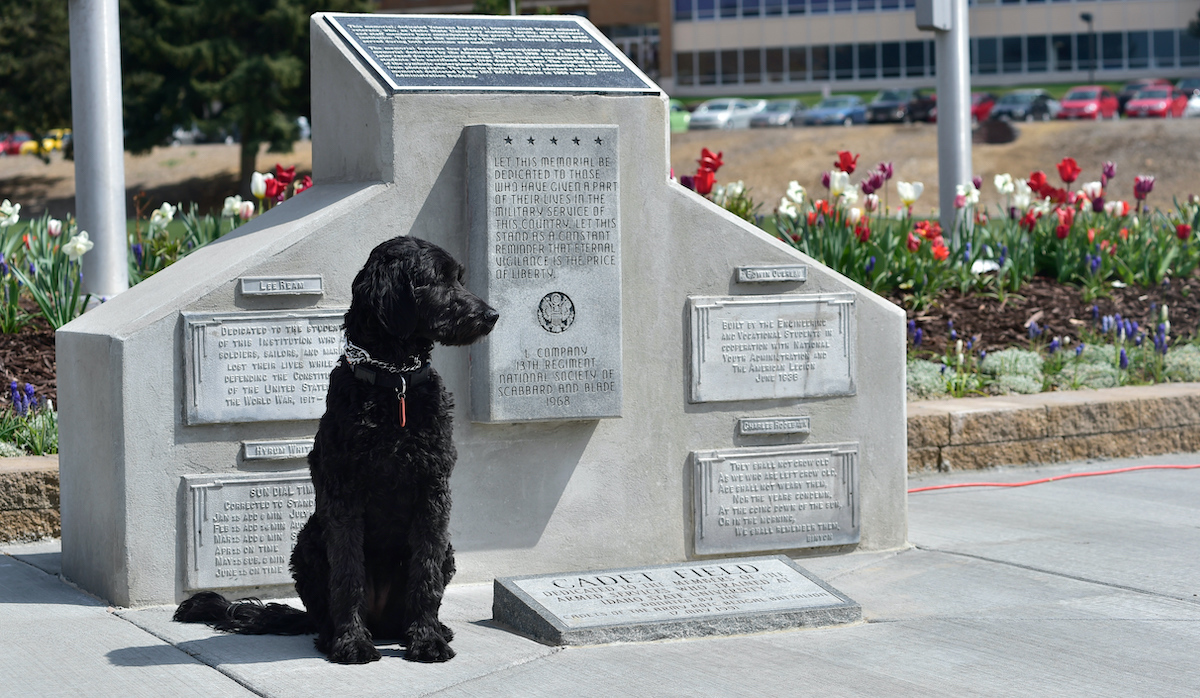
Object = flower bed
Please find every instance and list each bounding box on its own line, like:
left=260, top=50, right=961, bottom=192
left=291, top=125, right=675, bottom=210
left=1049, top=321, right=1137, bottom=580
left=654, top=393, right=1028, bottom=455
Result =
left=677, top=147, right=1200, bottom=400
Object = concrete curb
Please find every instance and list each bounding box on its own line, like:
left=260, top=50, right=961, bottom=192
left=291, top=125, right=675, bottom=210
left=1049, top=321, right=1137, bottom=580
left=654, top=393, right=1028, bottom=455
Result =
left=0, top=455, right=59, bottom=543
left=908, top=382, right=1200, bottom=472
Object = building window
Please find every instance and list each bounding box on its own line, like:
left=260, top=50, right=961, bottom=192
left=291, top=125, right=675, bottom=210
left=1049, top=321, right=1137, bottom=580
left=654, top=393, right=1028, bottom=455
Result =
left=858, top=43, right=878, bottom=79
left=1076, top=33, right=1097, bottom=72
left=720, top=49, right=739, bottom=83
left=834, top=44, right=854, bottom=80
left=1002, top=36, right=1023, bottom=73
left=880, top=42, right=901, bottom=77
left=856, top=0, right=877, bottom=10
left=977, top=37, right=998, bottom=74
left=1051, top=34, right=1072, bottom=71
left=1182, top=30, right=1200, bottom=67
left=698, top=51, right=717, bottom=84
left=744, top=47, right=763, bottom=83
left=811, top=0, right=830, bottom=14
left=677, top=53, right=696, bottom=85
left=812, top=45, right=830, bottom=80
left=1101, top=32, right=1123, bottom=70
left=834, top=0, right=854, bottom=13
left=766, top=47, right=785, bottom=81
left=1027, top=35, right=1048, bottom=72
left=1153, top=30, right=1176, bottom=69
left=675, top=0, right=693, bottom=21
left=880, top=0, right=900, bottom=9
left=743, top=0, right=762, bottom=17
left=720, top=0, right=738, bottom=18
left=904, top=40, right=926, bottom=77
left=1127, top=31, right=1149, bottom=69
left=789, top=46, right=809, bottom=81
left=789, top=0, right=808, bottom=14
left=697, top=0, right=715, bottom=20
left=765, top=0, right=784, bottom=15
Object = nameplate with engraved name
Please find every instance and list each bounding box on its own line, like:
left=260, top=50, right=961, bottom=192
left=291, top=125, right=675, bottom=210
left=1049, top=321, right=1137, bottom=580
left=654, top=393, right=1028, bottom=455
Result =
left=493, top=555, right=860, bottom=645
left=736, top=265, right=807, bottom=284
left=182, top=310, right=346, bottom=424
left=183, top=471, right=316, bottom=590
left=692, top=443, right=860, bottom=555
left=242, top=439, right=315, bottom=462
left=688, top=293, right=855, bottom=403
left=239, top=276, right=324, bottom=297
left=738, top=416, right=811, bottom=436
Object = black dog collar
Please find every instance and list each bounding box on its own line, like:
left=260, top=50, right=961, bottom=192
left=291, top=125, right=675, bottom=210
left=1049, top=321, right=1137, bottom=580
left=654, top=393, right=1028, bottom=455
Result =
left=350, top=361, right=432, bottom=392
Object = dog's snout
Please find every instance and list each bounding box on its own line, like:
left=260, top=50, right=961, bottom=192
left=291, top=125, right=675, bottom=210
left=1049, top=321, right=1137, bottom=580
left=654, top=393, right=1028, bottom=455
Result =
left=482, top=308, right=500, bottom=328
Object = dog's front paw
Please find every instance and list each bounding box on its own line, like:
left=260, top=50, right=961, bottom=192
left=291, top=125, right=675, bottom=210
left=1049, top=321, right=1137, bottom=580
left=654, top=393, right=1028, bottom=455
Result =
left=405, top=625, right=455, bottom=663
left=327, top=634, right=381, bottom=664
left=438, top=621, right=455, bottom=643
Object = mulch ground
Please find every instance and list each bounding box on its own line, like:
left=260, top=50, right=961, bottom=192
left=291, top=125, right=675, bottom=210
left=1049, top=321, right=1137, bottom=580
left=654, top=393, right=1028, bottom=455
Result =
left=0, top=274, right=1195, bottom=408
left=899, top=273, right=1200, bottom=360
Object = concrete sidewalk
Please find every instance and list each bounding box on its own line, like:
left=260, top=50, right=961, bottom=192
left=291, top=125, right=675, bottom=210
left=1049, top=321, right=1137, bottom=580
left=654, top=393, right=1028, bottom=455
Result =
left=4, top=452, right=1199, bottom=697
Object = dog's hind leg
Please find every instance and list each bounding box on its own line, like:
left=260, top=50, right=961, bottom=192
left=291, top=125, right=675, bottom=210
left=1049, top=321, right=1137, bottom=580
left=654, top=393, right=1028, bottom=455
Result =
left=291, top=517, right=336, bottom=654
left=321, top=502, right=381, bottom=664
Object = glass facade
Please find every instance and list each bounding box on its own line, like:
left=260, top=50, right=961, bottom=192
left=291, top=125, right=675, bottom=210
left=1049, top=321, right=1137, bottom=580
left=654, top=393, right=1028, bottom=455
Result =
left=674, top=30, right=1200, bottom=86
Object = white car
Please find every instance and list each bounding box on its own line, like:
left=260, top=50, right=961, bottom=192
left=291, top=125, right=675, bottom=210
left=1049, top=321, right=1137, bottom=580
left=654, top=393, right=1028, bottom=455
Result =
left=1187, top=92, right=1200, bottom=118
left=688, top=99, right=763, bottom=130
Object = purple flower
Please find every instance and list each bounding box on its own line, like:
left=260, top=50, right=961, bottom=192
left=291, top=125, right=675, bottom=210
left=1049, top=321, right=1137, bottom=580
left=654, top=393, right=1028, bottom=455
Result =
left=965, top=337, right=974, bottom=350
left=998, top=245, right=1008, bottom=267
left=877, top=161, right=894, bottom=180
left=821, top=171, right=832, bottom=189
left=1092, top=195, right=1105, bottom=213
left=913, top=328, right=923, bottom=346
left=1076, top=343, right=1085, bottom=357
left=1048, top=339, right=1060, bottom=354
left=950, top=329, right=958, bottom=341
left=1092, top=305, right=1100, bottom=321
left=1102, top=161, right=1117, bottom=180
left=132, top=243, right=144, bottom=266
left=978, top=349, right=987, bottom=360
left=865, top=256, right=876, bottom=273
left=908, top=319, right=917, bottom=335
left=1028, top=321, right=1042, bottom=339
left=9, top=381, right=25, bottom=417
left=1134, top=175, right=1155, bottom=201
left=1119, top=348, right=1129, bottom=369
left=680, top=175, right=695, bottom=191
left=972, top=175, right=983, bottom=191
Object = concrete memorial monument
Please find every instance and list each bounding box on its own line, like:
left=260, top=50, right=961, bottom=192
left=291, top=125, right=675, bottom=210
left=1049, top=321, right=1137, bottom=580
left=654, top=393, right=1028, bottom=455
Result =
left=57, top=12, right=906, bottom=610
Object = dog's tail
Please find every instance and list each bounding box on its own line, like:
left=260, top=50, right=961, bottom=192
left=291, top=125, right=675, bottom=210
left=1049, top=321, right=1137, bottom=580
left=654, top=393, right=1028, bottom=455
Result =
left=174, top=591, right=316, bottom=635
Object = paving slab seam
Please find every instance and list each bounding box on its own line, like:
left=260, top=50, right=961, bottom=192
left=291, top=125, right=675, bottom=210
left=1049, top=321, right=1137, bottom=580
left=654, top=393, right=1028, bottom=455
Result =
left=420, top=644, right=568, bottom=697
left=914, top=544, right=1200, bottom=606
left=113, top=608, right=271, bottom=698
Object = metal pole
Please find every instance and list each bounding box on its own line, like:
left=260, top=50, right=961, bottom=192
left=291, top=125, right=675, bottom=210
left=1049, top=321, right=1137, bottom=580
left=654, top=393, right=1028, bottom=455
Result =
left=935, top=0, right=972, bottom=237
left=68, top=0, right=129, bottom=300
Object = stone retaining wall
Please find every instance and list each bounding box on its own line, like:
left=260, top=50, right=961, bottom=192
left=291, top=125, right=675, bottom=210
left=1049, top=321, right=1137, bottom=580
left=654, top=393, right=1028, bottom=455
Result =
left=909, top=383, right=1200, bottom=472
left=4, top=384, right=1199, bottom=541
left=0, top=456, right=59, bottom=543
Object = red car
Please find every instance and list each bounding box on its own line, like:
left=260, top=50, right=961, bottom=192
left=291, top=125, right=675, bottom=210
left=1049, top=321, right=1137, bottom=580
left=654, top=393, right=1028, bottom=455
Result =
left=927, top=93, right=995, bottom=124
left=1124, top=86, right=1188, bottom=118
left=0, top=131, right=31, bottom=156
left=1057, top=86, right=1119, bottom=120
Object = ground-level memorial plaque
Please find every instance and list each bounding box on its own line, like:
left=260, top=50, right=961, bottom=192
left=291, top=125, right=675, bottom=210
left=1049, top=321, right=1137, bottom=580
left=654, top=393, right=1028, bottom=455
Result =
left=182, top=309, right=346, bottom=424
left=183, top=472, right=316, bottom=590
left=493, top=555, right=860, bottom=645
left=693, top=444, right=860, bottom=555
left=468, top=124, right=622, bottom=422
left=689, top=293, right=855, bottom=403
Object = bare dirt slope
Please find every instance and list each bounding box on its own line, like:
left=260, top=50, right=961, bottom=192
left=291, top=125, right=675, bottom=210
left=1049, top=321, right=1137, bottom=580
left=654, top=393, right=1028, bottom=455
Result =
left=0, top=142, right=313, bottom=218
left=671, top=119, right=1200, bottom=215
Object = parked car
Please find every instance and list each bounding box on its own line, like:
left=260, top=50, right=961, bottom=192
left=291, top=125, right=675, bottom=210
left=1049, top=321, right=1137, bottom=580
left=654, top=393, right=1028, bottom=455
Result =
left=803, top=95, right=867, bottom=126
left=689, top=98, right=760, bottom=130
left=1124, top=85, right=1188, bottom=118
left=750, top=99, right=806, bottom=127
left=1, top=131, right=32, bottom=155
left=928, top=92, right=997, bottom=125
left=1177, top=78, right=1200, bottom=97
left=669, top=99, right=691, bottom=133
left=867, top=88, right=924, bottom=123
left=989, top=90, right=1057, bottom=121
left=1057, top=86, right=1119, bottom=120
left=1186, top=90, right=1200, bottom=118
left=1117, top=78, right=1171, bottom=114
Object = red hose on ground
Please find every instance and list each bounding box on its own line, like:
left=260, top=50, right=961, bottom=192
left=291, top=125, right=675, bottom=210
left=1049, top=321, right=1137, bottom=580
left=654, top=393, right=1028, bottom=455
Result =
left=907, top=463, right=1200, bottom=494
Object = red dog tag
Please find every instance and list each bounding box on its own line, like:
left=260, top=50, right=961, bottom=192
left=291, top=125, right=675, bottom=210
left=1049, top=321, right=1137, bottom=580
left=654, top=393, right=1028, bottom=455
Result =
left=398, top=395, right=407, bottom=427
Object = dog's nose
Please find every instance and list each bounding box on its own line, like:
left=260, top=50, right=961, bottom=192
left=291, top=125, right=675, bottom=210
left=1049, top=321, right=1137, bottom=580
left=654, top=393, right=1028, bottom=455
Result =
left=483, top=308, right=500, bottom=327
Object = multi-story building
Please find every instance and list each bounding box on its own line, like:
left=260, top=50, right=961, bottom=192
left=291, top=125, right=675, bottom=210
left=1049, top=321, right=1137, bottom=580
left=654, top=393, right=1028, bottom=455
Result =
left=376, top=0, right=1200, bottom=95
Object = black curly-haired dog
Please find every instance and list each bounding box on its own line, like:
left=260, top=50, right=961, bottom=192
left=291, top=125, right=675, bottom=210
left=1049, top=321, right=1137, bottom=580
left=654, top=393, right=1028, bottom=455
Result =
left=174, top=235, right=498, bottom=664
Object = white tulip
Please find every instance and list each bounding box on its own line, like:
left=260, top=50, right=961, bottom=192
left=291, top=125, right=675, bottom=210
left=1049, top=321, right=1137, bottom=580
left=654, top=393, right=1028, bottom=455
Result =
left=829, top=171, right=850, bottom=199
left=0, top=199, right=19, bottom=228
left=994, top=173, right=1015, bottom=195
left=251, top=172, right=267, bottom=199
left=63, top=231, right=94, bottom=261
left=897, top=181, right=924, bottom=207
left=786, top=180, right=806, bottom=204
left=222, top=195, right=243, bottom=218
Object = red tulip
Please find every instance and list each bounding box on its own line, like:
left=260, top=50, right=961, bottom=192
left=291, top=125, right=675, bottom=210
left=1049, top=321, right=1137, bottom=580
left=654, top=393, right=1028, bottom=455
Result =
left=694, top=168, right=715, bottom=196
left=932, top=242, right=949, bottom=261
left=1177, top=223, right=1193, bottom=241
left=295, top=175, right=313, bottom=194
left=264, top=177, right=285, bottom=199
left=698, top=148, right=723, bottom=173
left=1056, top=157, right=1081, bottom=184
left=1028, top=171, right=1050, bottom=196
left=1087, top=228, right=1096, bottom=244
left=906, top=232, right=921, bottom=252
left=854, top=222, right=870, bottom=243
left=834, top=150, right=859, bottom=174
left=274, top=164, right=296, bottom=186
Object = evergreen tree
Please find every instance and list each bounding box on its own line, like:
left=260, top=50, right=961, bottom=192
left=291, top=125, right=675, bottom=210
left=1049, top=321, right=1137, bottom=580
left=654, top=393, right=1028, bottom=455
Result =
left=0, top=0, right=72, bottom=156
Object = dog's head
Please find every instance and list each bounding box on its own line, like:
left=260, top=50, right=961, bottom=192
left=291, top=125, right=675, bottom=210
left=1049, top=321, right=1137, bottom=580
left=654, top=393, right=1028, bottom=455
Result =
left=348, top=236, right=498, bottom=348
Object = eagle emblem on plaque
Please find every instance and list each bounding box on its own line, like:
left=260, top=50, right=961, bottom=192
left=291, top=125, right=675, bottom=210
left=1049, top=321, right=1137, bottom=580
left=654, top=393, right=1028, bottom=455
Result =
left=537, top=292, right=575, bottom=333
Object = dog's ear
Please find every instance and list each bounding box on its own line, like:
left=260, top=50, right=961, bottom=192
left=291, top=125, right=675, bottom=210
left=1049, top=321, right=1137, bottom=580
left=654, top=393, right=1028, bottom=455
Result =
left=351, top=254, right=419, bottom=338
